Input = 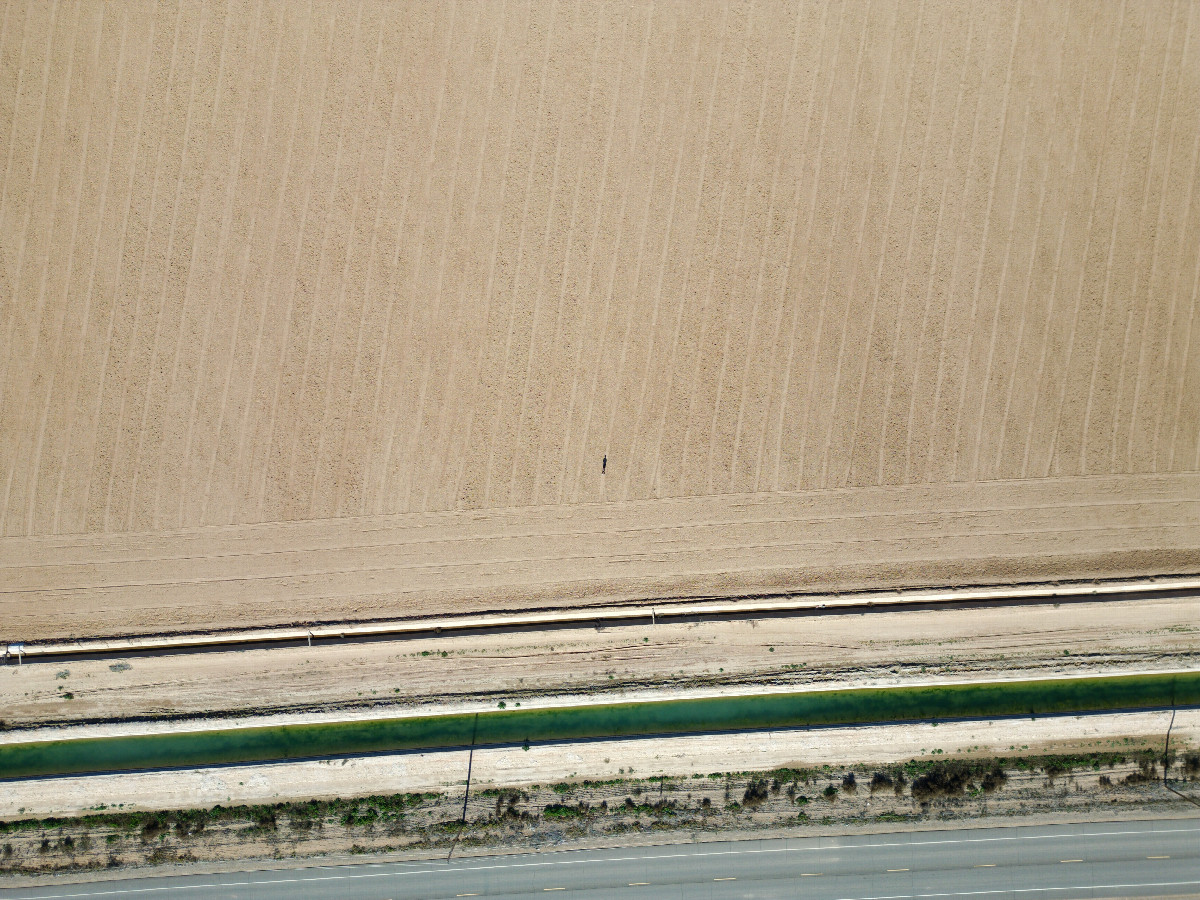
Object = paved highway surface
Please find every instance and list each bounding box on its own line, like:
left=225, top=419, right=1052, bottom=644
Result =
left=3, top=819, right=1198, bottom=899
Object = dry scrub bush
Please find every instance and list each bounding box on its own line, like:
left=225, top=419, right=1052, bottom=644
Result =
left=1182, top=752, right=1200, bottom=779
left=742, top=779, right=770, bottom=808
left=909, top=760, right=1005, bottom=801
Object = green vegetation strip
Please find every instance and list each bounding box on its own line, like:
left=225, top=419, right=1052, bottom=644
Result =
left=3, top=672, right=1197, bottom=780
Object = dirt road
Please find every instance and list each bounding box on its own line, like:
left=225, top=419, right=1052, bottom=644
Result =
left=4, top=595, right=1195, bottom=728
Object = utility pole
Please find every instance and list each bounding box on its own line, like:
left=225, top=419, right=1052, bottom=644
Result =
left=448, top=714, right=480, bottom=861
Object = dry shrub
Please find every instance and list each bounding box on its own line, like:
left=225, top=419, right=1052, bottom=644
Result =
left=909, top=760, right=1006, bottom=801
left=1182, top=752, right=1200, bottom=779
left=981, top=768, right=1007, bottom=792
left=742, top=779, right=770, bottom=808
left=910, top=761, right=976, bottom=801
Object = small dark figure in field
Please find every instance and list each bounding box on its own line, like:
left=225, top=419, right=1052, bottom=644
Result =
left=602, top=455, right=607, bottom=474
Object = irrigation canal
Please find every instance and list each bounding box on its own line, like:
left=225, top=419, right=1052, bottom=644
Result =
left=2, top=671, right=1197, bottom=780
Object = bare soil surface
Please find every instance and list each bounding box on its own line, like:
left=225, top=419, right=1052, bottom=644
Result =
left=2, top=0, right=1199, bottom=638
left=3, top=597, right=1196, bottom=729
left=3, top=475, right=1198, bottom=641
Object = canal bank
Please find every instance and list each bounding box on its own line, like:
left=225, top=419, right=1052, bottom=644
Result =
left=3, top=671, right=1198, bottom=780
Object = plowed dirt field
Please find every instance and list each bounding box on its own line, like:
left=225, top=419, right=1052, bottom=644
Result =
left=2, top=0, right=1198, bottom=640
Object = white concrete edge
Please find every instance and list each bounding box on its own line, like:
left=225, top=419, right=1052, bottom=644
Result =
left=6, top=575, right=1199, bottom=661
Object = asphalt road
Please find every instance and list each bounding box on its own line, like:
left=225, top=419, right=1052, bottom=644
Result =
left=3, top=819, right=1198, bottom=900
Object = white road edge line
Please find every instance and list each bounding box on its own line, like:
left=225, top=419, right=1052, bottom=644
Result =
left=11, top=825, right=1199, bottom=898
left=842, top=882, right=1200, bottom=900
left=16, top=879, right=1200, bottom=900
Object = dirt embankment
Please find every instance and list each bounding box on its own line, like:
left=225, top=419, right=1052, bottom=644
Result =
left=4, top=596, right=1196, bottom=729
left=3, top=749, right=1198, bottom=880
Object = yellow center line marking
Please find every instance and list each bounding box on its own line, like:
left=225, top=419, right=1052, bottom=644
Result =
left=975, top=864, right=996, bottom=868
left=628, top=883, right=651, bottom=886
left=888, top=868, right=910, bottom=872
left=1147, top=855, right=1170, bottom=859
left=1060, top=860, right=1083, bottom=864
left=457, top=895, right=479, bottom=898
left=714, top=876, right=737, bottom=881
left=544, top=889, right=567, bottom=892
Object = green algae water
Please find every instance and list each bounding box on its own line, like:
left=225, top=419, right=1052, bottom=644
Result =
left=3, top=672, right=1197, bottom=780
